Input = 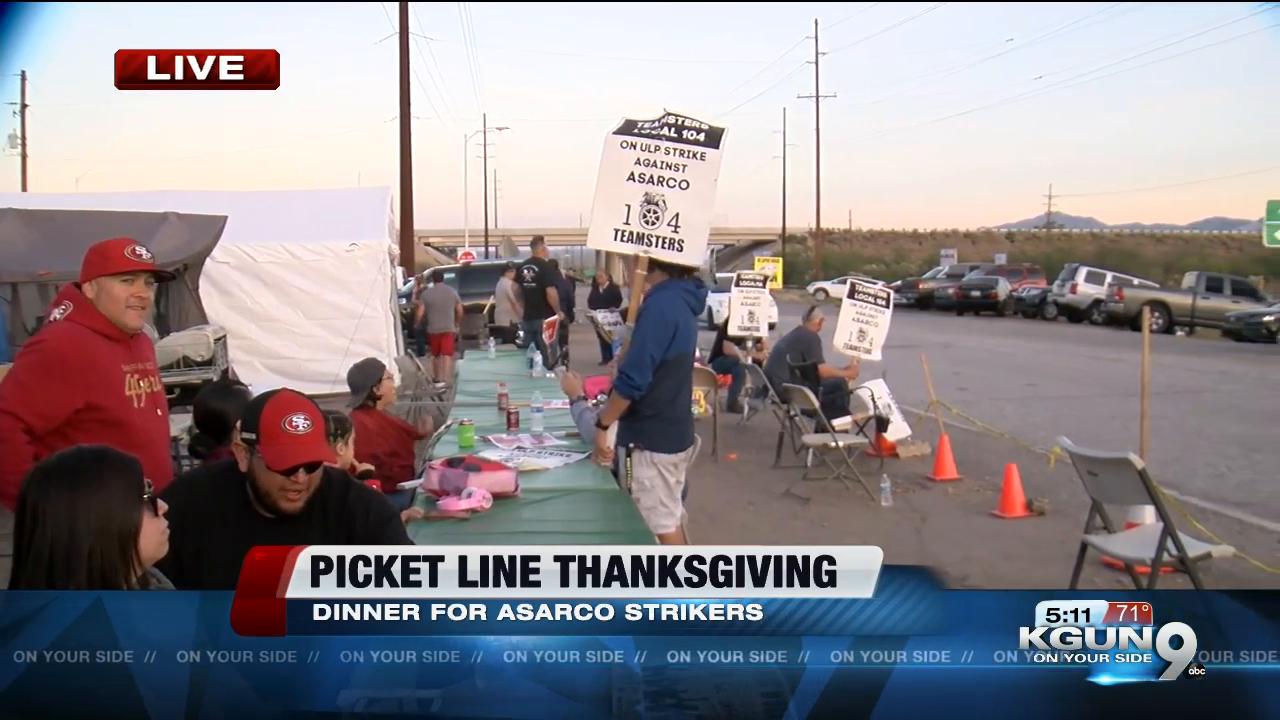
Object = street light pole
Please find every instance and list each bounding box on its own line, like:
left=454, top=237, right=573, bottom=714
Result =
left=463, top=133, right=471, bottom=250
left=462, top=121, right=509, bottom=257
left=483, top=113, right=490, bottom=259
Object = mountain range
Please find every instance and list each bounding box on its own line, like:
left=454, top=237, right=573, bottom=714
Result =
left=995, top=213, right=1262, bottom=232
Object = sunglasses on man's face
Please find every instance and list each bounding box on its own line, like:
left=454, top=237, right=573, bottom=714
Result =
left=246, top=446, right=324, bottom=479
left=142, top=479, right=159, bottom=516
left=271, top=461, right=325, bottom=479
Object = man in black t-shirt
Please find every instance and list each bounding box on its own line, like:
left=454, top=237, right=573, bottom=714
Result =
left=517, top=235, right=563, bottom=367
left=157, top=388, right=412, bottom=590
left=763, top=305, right=860, bottom=423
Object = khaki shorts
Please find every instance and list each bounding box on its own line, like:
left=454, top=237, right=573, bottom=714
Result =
left=624, top=436, right=701, bottom=535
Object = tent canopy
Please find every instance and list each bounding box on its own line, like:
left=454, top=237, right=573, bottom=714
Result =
left=0, top=187, right=403, bottom=396
left=0, top=207, right=227, bottom=347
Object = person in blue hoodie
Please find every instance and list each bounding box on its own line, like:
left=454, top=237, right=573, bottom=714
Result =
left=591, top=258, right=707, bottom=545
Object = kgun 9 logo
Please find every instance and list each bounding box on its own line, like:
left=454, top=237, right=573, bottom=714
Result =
left=1019, top=622, right=1199, bottom=681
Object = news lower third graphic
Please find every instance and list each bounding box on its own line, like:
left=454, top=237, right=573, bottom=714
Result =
left=0, top=560, right=1278, bottom=717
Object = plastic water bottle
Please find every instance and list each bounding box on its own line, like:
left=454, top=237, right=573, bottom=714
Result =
left=531, top=351, right=545, bottom=378
left=526, top=343, right=537, bottom=371
left=487, top=336, right=496, bottom=359
left=879, top=474, right=893, bottom=508
left=530, top=391, right=545, bottom=433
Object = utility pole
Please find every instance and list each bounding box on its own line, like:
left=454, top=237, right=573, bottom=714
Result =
left=482, top=112, right=490, bottom=259
left=799, top=18, right=835, bottom=281
left=397, top=2, right=415, bottom=273
left=19, top=70, right=28, bottom=192
left=848, top=208, right=852, bottom=232
left=8, top=70, right=29, bottom=191
left=781, top=107, right=787, bottom=262
left=1042, top=182, right=1056, bottom=230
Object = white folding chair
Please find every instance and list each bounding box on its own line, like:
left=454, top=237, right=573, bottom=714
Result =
left=781, top=384, right=874, bottom=500
left=1058, top=436, right=1235, bottom=590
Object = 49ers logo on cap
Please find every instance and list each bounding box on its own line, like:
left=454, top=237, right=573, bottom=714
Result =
left=48, top=301, right=74, bottom=323
left=281, top=412, right=314, bottom=435
left=125, top=244, right=155, bottom=263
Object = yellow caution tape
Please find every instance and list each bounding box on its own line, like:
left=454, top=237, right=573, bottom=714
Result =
left=910, top=399, right=1280, bottom=576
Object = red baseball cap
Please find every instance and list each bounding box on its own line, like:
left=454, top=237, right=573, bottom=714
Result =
left=238, top=389, right=336, bottom=473
left=79, top=237, right=177, bottom=285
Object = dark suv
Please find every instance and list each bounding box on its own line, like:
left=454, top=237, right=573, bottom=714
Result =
left=983, top=263, right=1046, bottom=290
left=400, top=259, right=516, bottom=340
left=900, top=263, right=993, bottom=309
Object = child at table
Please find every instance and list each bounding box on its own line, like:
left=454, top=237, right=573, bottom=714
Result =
left=324, top=409, right=425, bottom=525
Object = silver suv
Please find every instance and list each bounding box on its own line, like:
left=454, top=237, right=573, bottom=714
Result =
left=1049, top=263, right=1159, bottom=325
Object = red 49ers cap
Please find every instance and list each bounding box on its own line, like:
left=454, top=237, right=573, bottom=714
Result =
left=238, top=389, right=336, bottom=473
left=79, top=237, right=177, bottom=285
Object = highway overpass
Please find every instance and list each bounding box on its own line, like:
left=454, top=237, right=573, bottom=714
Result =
left=416, top=226, right=780, bottom=249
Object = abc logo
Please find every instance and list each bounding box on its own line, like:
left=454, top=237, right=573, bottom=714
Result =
left=1184, top=662, right=1207, bottom=679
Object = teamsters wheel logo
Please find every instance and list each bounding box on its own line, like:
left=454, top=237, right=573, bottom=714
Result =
left=282, top=413, right=315, bottom=434
left=638, top=192, right=667, bottom=230
left=856, top=327, right=869, bottom=344
left=125, top=244, right=154, bottom=263
left=49, top=301, right=73, bottom=322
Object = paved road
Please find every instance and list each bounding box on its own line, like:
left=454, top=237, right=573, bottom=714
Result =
left=720, top=298, right=1279, bottom=523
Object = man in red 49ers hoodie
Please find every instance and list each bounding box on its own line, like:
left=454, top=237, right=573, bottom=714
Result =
left=0, top=237, right=177, bottom=511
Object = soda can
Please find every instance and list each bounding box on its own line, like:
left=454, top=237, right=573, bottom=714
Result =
left=458, top=419, right=476, bottom=449
left=497, top=382, right=510, bottom=411
left=506, top=406, right=520, bottom=432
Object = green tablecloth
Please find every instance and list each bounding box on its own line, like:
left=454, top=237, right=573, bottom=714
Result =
left=408, top=348, right=656, bottom=546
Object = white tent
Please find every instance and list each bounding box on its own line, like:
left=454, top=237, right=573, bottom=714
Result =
left=0, top=187, right=403, bottom=396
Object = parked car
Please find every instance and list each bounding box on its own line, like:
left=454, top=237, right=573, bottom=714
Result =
left=954, top=276, right=1014, bottom=316
left=935, top=264, right=1035, bottom=311
left=898, top=263, right=994, bottom=308
left=983, top=263, right=1048, bottom=291
left=704, top=284, right=779, bottom=331
left=1104, top=271, right=1273, bottom=334
left=806, top=274, right=886, bottom=301
left=402, top=259, right=518, bottom=340
left=1013, top=286, right=1055, bottom=319
left=1050, top=263, right=1159, bottom=325
left=1221, top=301, right=1280, bottom=343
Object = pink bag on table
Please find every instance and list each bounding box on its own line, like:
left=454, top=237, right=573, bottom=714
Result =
left=583, top=375, right=612, bottom=400
left=423, top=455, right=520, bottom=498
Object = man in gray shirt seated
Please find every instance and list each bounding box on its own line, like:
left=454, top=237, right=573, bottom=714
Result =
left=763, top=305, right=860, bottom=424
left=422, top=269, right=464, bottom=386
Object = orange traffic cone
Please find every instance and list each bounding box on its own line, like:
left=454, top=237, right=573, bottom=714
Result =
left=1101, top=506, right=1177, bottom=575
left=991, top=463, right=1034, bottom=519
left=927, top=433, right=962, bottom=482
left=867, top=431, right=898, bottom=458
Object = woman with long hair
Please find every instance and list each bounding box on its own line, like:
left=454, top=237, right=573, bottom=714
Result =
left=8, top=445, right=173, bottom=590
left=188, top=379, right=252, bottom=464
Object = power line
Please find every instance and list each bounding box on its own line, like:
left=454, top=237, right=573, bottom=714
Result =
left=428, top=38, right=774, bottom=64
left=824, top=2, right=883, bottom=30
left=857, top=2, right=1125, bottom=106
left=380, top=2, right=442, bottom=121
left=827, top=2, right=948, bottom=54
left=464, top=2, right=487, bottom=113
left=1028, top=4, right=1274, bottom=83
left=411, top=3, right=456, bottom=124
left=719, top=63, right=807, bottom=117
left=457, top=2, right=484, bottom=114
left=853, top=8, right=1277, bottom=142
left=725, top=37, right=807, bottom=96
left=1055, top=164, right=1280, bottom=198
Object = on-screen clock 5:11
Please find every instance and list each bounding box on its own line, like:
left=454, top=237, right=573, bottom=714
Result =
left=1034, top=600, right=1109, bottom=628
